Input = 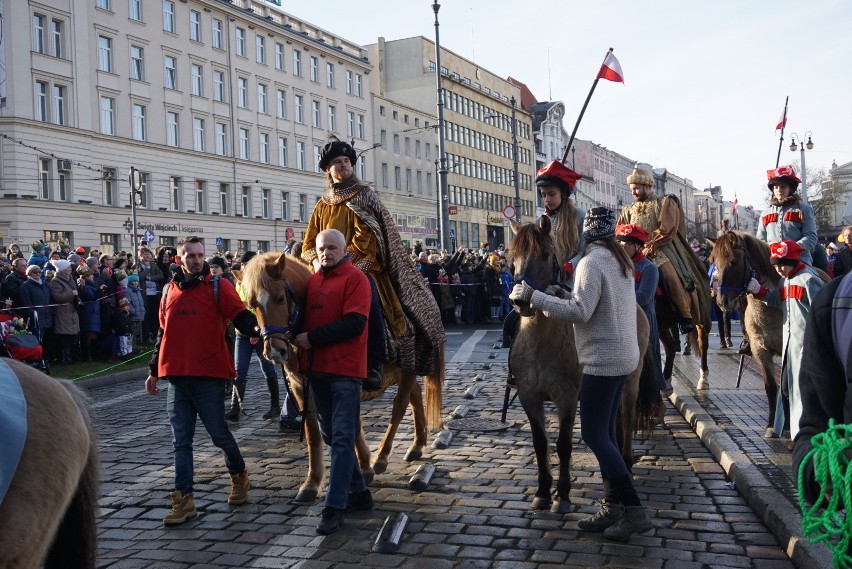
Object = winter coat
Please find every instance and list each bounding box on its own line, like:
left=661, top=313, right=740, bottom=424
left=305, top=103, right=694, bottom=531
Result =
left=18, top=278, right=54, bottom=330
left=756, top=197, right=817, bottom=266
left=49, top=272, right=80, bottom=335
left=1, top=271, right=27, bottom=307
left=125, top=285, right=146, bottom=322
left=78, top=281, right=102, bottom=333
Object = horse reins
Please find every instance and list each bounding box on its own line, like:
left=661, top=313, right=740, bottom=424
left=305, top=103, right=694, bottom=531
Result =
left=716, top=244, right=758, bottom=301
left=514, top=256, right=562, bottom=292
left=259, top=281, right=300, bottom=343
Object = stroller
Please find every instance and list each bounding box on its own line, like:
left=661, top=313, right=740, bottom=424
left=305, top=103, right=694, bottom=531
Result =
left=0, top=313, right=50, bottom=374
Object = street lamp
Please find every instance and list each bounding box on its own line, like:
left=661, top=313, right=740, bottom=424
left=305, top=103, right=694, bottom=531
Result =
left=789, top=131, right=814, bottom=204
left=484, top=97, right=521, bottom=224
left=432, top=0, right=451, bottom=251
left=128, top=166, right=142, bottom=251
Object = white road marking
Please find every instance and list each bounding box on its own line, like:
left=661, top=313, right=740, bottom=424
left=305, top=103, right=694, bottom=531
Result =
left=450, top=329, right=487, bottom=363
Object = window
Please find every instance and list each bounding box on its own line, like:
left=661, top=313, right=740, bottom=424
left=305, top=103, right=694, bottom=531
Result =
left=192, top=117, right=204, bottom=151
left=416, top=171, right=423, bottom=193
left=296, top=141, right=305, bottom=170
left=313, top=145, right=322, bottom=173
left=238, top=127, right=249, bottom=159
left=257, top=83, right=268, bottom=113
left=190, top=64, right=203, bottom=96
left=381, top=163, right=388, bottom=188
left=393, top=134, right=400, bottom=153
left=312, top=100, right=321, bottom=128
left=359, top=160, right=366, bottom=181
left=100, top=96, right=115, bottom=135
left=404, top=137, right=410, bottom=156
left=130, top=46, right=144, bottom=81
left=235, top=27, right=245, bottom=56
left=163, top=1, right=175, bottom=33
left=131, top=103, right=146, bottom=140
left=292, top=50, right=301, bottom=76
left=170, top=176, right=181, bottom=211
left=280, top=191, right=290, bottom=219
left=294, top=95, right=303, bottom=123
left=35, top=81, right=48, bottom=121
left=346, top=70, right=353, bottom=94
left=326, top=63, right=334, bottom=88
left=278, top=137, right=288, bottom=166
left=51, top=85, right=66, bottom=125
left=262, top=189, right=270, bottom=219
left=104, top=168, right=116, bottom=206
left=256, top=35, right=265, bottom=64
left=347, top=111, right=354, bottom=137
left=96, top=0, right=111, bottom=10
left=394, top=166, right=401, bottom=190
left=357, top=115, right=365, bottom=139
left=276, top=89, right=287, bottom=118
left=166, top=111, right=179, bottom=146
left=406, top=169, right=412, bottom=192
left=219, top=183, right=229, bottom=215
left=426, top=172, right=432, bottom=194
left=189, top=10, right=201, bottom=41
left=213, top=70, right=225, bottom=101
left=299, top=194, right=307, bottom=222
left=327, top=105, right=336, bottom=132
left=164, top=56, right=177, bottom=89
left=194, top=180, right=205, bottom=213
left=40, top=159, right=50, bottom=199
left=241, top=187, right=250, bottom=216
left=415, top=140, right=421, bottom=158
left=212, top=18, right=223, bottom=49
left=33, top=14, right=45, bottom=53
left=355, top=74, right=363, bottom=97
left=50, top=19, right=63, bottom=58
left=259, top=132, right=269, bottom=164
left=310, top=56, right=318, bottom=82
left=97, top=36, right=112, bottom=72
left=215, top=122, right=227, bottom=155
left=275, top=42, right=285, bottom=70
left=237, top=77, right=248, bottom=107
left=129, top=0, right=142, bottom=22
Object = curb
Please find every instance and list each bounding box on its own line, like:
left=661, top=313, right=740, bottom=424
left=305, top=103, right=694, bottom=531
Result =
left=61, top=366, right=148, bottom=390
left=669, top=375, right=833, bottom=569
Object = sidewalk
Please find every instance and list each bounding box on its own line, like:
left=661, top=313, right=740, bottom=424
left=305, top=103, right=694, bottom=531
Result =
left=668, top=324, right=833, bottom=568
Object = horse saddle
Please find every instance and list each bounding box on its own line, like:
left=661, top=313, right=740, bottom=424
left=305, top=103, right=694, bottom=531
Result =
left=0, top=359, right=28, bottom=506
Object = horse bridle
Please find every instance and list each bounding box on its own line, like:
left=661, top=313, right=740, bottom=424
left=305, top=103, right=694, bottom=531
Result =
left=514, top=255, right=562, bottom=292
left=716, top=243, right=757, bottom=301
left=259, top=281, right=300, bottom=343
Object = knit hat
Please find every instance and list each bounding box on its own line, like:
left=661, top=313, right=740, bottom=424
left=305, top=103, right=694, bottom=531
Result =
left=85, top=257, right=98, bottom=268
left=127, top=274, right=140, bottom=283
left=583, top=207, right=616, bottom=243
left=615, top=224, right=649, bottom=245
left=767, top=165, right=801, bottom=191
left=209, top=256, right=228, bottom=271
left=77, top=265, right=93, bottom=277
left=67, top=253, right=81, bottom=264
left=535, top=161, right=581, bottom=195
left=53, top=259, right=72, bottom=272
left=769, top=240, right=804, bottom=266
left=626, top=167, right=654, bottom=187
left=26, top=265, right=42, bottom=276
left=318, top=138, right=358, bottom=171
left=240, top=251, right=257, bottom=265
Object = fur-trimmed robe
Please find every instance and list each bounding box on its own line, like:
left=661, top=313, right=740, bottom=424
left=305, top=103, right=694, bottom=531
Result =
left=302, top=180, right=445, bottom=376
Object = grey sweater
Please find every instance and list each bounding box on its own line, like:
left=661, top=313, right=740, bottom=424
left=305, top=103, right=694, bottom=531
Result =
left=529, top=243, right=639, bottom=376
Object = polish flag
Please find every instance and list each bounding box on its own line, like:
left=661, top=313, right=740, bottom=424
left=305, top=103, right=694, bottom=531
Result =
left=597, top=52, right=624, bottom=83
left=775, top=109, right=787, bottom=132
left=732, top=198, right=739, bottom=215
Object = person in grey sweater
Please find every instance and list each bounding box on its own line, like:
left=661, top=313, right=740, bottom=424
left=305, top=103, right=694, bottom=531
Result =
left=510, top=207, right=652, bottom=542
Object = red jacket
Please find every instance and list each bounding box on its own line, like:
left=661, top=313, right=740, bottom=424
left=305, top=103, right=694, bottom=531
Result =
left=300, top=259, right=371, bottom=379
left=157, top=275, right=246, bottom=379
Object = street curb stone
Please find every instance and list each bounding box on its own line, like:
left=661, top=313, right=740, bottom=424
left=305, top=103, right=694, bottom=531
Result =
left=66, top=366, right=148, bottom=390
left=669, top=375, right=833, bottom=569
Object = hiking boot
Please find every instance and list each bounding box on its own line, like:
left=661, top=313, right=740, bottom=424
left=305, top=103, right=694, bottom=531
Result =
left=363, top=366, right=383, bottom=392
left=577, top=499, right=624, bottom=532
left=603, top=504, right=652, bottom=542
left=679, top=318, right=695, bottom=335
left=163, top=491, right=197, bottom=525
left=262, top=404, right=281, bottom=420
left=317, top=506, right=345, bottom=535
left=724, top=336, right=732, bottom=349
left=227, top=471, right=250, bottom=505
left=737, top=338, right=752, bottom=356
left=224, top=404, right=241, bottom=422
left=346, top=489, right=374, bottom=512
left=279, top=417, right=302, bottom=433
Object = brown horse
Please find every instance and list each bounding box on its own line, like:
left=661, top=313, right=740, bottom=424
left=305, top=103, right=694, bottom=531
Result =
left=507, top=218, right=660, bottom=513
left=655, top=296, right=711, bottom=392
left=0, top=359, right=99, bottom=569
left=710, top=231, right=783, bottom=435
left=240, top=252, right=444, bottom=503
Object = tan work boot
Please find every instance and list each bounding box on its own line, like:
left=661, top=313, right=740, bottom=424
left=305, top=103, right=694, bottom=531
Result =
left=163, top=491, right=197, bottom=525
left=228, top=470, right=250, bottom=505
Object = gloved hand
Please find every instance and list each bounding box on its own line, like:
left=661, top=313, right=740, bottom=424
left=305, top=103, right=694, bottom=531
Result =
left=562, top=261, right=574, bottom=279
left=510, top=281, right=534, bottom=304
left=746, top=278, right=761, bottom=294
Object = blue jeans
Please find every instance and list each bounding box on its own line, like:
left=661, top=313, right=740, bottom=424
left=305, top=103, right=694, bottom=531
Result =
left=235, top=333, right=278, bottom=381
left=167, top=377, right=245, bottom=494
left=309, top=377, right=367, bottom=509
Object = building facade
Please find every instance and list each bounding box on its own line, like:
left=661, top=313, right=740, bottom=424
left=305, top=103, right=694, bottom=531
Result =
left=1, top=0, right=371, bottom=255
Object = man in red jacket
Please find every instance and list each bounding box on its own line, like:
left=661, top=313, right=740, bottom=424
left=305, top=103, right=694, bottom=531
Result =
left=294, top=228, right=373, bottom=535
left=145, top=236, right=260, bottom=525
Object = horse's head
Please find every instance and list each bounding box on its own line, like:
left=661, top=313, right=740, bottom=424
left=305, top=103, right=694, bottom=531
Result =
left=240, top=252, right=305, bottom=365
left=508, top=217, right=556, bottom=317
left=709, top=231, right=755, bottom=312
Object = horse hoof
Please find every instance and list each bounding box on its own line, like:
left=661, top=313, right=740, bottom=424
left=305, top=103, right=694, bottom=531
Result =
left=404, top=447, right=423, bottom=462
left=362, top=469, right=375, bottom=485
left=531, top=496, right=552, bottom=511
left=293, top=488, right=318, bottom=504
left=696, top=378, right=709, bottom=390
left=372, top=458, right=388, bottom=475
left=764, top=427, right=779, bottom=438
left=550, top=499, right=571, bottom=514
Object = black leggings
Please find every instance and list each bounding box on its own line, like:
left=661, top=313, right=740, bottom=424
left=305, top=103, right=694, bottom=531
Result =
left=580, top=373, right=629, bottom=479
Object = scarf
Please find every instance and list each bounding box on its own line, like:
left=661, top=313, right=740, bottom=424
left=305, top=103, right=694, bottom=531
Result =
left=323, top=177, right=362, bottom=205
left=770, top=194, right=799, bottom=207
left=171, top=262, right=211, bottom=290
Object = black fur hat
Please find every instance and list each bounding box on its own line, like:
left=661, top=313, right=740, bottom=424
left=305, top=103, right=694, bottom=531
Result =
left=318, top=138, right=357, bottom=171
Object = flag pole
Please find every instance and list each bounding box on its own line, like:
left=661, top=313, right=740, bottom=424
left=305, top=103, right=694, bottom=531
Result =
left=775, top=96, right=788, bottom=168
left=561, top=47, right=614, bottom=165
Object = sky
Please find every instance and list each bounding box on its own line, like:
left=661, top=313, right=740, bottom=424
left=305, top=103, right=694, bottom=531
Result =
left=283, top=0, right=852, bottom=210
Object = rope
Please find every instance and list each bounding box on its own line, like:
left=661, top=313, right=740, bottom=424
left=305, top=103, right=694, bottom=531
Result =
left=797, top=419, right=852, bottom=568
left=69, top=348, right=154, bottom=382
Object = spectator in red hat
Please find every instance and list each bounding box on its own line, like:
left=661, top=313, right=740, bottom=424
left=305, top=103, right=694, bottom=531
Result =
left=75, top=246, right=86, bottom=255
left=747, top=239, right=824, bottom=439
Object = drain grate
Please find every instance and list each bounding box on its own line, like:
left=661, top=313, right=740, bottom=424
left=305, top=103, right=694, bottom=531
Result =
left=445, top=417, right=512, bottom=431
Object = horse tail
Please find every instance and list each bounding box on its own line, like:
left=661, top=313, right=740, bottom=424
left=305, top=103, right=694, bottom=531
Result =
left=424, top=341, right=445, bottom=431
left=634, top=349, right=661, bottom=436
left=44, top=383, right=100, bottom=569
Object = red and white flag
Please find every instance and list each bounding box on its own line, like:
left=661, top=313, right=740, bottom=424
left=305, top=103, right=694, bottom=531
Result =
left=597, top=52, right=624, bottom=83
left=732, top=198, right=739, bottom=215
left=775, top=108, right=787, bottom=132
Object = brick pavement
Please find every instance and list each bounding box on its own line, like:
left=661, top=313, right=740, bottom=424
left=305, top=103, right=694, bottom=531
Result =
left=88, top=353, right=800, bottom=568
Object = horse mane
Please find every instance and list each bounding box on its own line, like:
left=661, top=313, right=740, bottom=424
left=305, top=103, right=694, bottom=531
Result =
left=508, top=223, right=553, bottom=262
left=710, top=231, right=776, bottom=282
left=739, top=233, right=776, bottom=282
